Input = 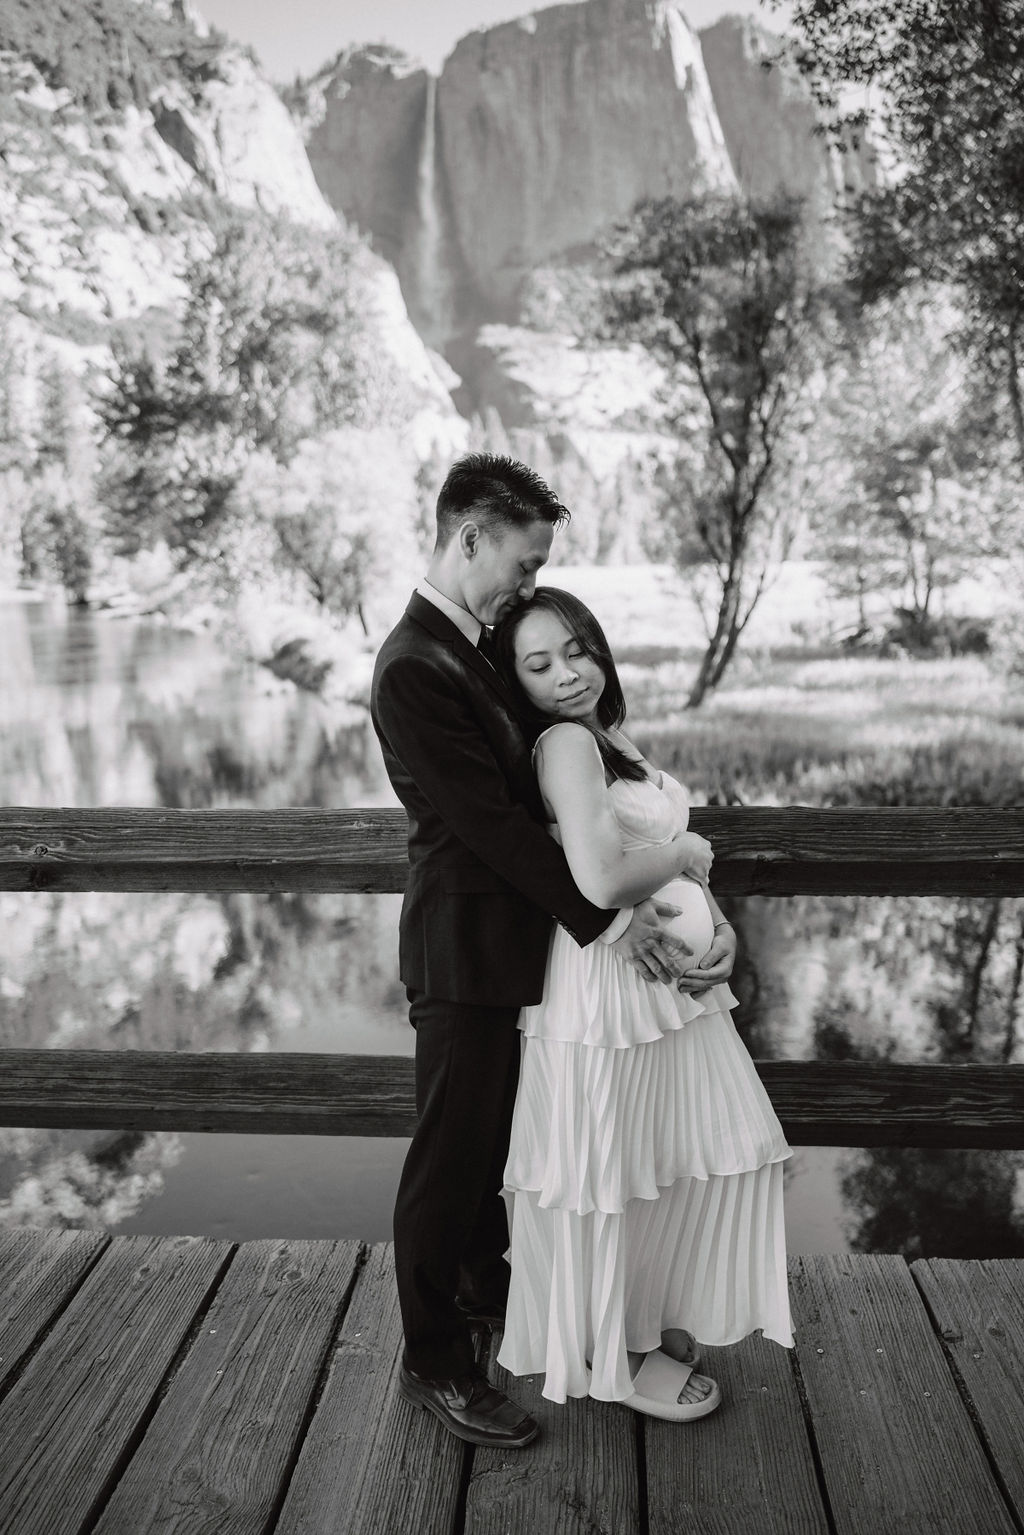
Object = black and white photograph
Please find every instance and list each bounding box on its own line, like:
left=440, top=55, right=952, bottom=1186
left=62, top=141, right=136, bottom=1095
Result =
left=1, top=0, right=1022, bottom=1530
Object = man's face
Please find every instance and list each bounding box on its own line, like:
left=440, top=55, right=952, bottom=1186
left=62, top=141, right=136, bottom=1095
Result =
left=462, top=518, right=554, bottom=625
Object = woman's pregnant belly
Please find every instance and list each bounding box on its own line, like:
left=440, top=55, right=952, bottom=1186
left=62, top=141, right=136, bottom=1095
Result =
left=654, top=876, right=716, bottom=967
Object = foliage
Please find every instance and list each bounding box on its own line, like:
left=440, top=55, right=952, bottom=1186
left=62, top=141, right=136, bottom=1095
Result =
left=605, top=192, right=828, bottom=705
left=0, top=0, right=227, bottom=114
left=465, top=408, right=672, bottom=565
left=518, top=265, right=608, bottom=340
left=0, top=309, right=97, bottom=597
left=0, top=309, right=26, bottom=474
left=235, top=430, right=423, bottom=633
left=806, top=290, right=1014, bottom=637
left=97, top=211, right=407, bottom=564
left=20, top=463, right=93, bottom=601
left=774, top=0, right=1024, bottom=481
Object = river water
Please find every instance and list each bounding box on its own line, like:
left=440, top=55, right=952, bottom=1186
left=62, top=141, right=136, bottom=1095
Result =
left=1, top=597, right=1021, bottom=1257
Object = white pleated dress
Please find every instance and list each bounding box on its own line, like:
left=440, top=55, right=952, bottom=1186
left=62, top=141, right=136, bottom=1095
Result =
left=497, top=764, right=793, bottom=1405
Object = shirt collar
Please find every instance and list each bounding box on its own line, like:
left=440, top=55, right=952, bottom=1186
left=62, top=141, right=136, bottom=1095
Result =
left=416, top=578, right=483, bottom=646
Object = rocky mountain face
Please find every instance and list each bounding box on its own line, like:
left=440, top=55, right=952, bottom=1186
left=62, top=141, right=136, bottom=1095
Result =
left=0, top=8, right=456, bottom=448
left=291, top=0, right=875, bottom=524
left=300, top=1, right=873, bottom=359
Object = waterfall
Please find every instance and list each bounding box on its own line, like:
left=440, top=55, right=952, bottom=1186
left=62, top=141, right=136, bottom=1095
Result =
left=414, top=74, right=445, bottom=341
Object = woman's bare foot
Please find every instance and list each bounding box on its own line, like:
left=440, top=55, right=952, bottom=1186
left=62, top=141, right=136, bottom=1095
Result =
left=660, top=1327, right=700, bottom=1369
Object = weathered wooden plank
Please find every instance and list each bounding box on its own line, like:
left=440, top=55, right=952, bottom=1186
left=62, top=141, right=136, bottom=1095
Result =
left=0, top=1050, right=418, bottom=1137
left=911, top=1258, right=1024, bottom=1528
left=92, top=1238, right=361, bottom=1535
left=0, top=807, right=409, bottom=894
left=757, top=1061, right=1024, bottom=1149
left=645, top=1334, right=828, bottom=1535
left=275, top=1242, right=466, bottom=1535
left=0, top=1233, right=232, bottom=1535
left=3, top=1052, right=1024, bottom=1148
left=791, top=1254, right=1017, bottom=1535
left=0, top=1227, right=109, bottom=1395
left=465, top=1335, right=641, bottom=1535
left=3, top=806, right=1024, bottom=895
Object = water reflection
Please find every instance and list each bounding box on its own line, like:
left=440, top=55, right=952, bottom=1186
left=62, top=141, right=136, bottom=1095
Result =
left=0, top=597, right=410, bottom=1233
left=839, top=1148, right=1024, bottom=1259
left=731, top=892, right=1024, bottom=1256
left=1, top=598, right=1022, bottom=1254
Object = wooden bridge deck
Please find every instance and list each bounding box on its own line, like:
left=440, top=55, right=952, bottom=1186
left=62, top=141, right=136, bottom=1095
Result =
left=0, top=1231, right=1022, bottom=1535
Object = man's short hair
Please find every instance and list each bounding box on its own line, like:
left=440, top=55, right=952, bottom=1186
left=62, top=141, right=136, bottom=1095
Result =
left=435, top=453, right=570, bottom=547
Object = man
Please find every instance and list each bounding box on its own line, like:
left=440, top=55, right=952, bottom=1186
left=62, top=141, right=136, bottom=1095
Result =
left=370, top=453, right=735, bottom=1449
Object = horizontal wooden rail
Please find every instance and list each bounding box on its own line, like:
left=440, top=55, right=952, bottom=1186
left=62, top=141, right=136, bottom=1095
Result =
left=1, top=1051, right=1023, bottom=1148
left=3, top=806, right=1024, bottom=895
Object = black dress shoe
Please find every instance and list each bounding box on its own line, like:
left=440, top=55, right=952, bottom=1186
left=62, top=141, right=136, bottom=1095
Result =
left=397, top=1362, right=538, bottom=1448
left=454, top=1296, right=507, bottom=1328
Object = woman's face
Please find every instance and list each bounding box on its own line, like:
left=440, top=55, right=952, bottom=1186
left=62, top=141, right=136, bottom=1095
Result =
left=512, top=609, right=606, bottom=723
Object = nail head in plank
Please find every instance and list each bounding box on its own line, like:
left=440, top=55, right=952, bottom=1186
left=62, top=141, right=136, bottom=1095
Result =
left=911, top=1258, right=1024, bottom=1527
left=645, top=1333, right=829, bottom=1535
left=791, top=1253, right=1017, bottom=1535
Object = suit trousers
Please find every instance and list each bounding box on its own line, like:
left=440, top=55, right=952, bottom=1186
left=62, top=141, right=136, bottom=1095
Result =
left=394, top=988, right=522, bottom=1378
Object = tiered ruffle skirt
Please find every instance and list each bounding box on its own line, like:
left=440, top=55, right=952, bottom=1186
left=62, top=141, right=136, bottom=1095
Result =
left=497, top=928, right=794, bottom=1404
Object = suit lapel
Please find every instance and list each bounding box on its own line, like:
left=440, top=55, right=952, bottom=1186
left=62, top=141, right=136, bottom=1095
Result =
left=406, top=592, right=522, bottom=714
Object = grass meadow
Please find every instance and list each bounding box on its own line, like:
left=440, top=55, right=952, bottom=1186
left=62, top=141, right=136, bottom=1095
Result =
left=547, top=561, right=1023, bottom=809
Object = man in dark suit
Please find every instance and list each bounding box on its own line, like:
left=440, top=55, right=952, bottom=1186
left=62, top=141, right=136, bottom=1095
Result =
left=370, top=454, right=694, bottom=1448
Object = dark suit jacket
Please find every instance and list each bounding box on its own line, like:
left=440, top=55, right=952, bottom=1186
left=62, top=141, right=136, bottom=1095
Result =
left=370, top=591, right=616, bottom=1006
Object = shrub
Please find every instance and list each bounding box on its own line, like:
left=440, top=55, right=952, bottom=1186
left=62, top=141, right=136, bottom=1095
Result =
left=0, top=0, right=228, bottom=116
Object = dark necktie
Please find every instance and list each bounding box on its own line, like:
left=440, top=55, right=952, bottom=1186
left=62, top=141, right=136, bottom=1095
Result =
left=477, top=629, right=497, bottom=668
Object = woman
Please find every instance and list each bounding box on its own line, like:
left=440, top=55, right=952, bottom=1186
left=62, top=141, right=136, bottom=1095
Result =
left=492, top=588, right=793, bottom=1421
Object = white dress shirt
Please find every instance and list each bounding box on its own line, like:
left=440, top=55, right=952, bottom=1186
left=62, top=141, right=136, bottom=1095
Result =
left=416, top=578, right=483, bottom=645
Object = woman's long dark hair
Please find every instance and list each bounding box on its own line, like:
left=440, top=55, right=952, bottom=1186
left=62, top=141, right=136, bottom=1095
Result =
left=492, top=587, right=648, bottom=784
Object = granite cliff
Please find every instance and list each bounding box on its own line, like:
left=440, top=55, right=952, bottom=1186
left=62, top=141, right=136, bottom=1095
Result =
left=0, top=4, right=456, bottom=448
left=299, top=1, right=872, bottom=360
left=1, top=0, right=462, bottom=684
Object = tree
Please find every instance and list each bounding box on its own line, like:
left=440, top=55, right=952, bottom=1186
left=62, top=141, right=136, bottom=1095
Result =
left=98, top=212, right=400, bottom=565
left=808, top=290, right=1009, bottom=644
left=0, top=0, right=228, bottom=117
left=774, top=0, right=1024, bottom=482
left=236, top=429, right=423, bottom=635
left=605, top=192, right=826, bottom=706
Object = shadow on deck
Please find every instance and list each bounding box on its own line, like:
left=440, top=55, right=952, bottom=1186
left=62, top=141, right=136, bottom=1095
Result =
left=0, top=1230, right=1022, bottom=1534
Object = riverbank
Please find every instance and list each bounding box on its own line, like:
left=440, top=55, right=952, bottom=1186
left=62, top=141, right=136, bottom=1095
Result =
left=6, top=555, right=1013, bottom=719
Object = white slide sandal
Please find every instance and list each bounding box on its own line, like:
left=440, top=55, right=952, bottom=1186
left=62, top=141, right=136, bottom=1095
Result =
left=622, top=1348, right=722, bottom=1422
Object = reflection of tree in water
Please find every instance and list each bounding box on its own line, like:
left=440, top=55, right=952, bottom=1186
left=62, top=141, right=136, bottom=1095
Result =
left=0, top=1125, right=185, bottom=1230
left=734, top=892, right=1024, bottom=1065
left=804, top=896, right=1024, bottom=1256
left=0, top=670, right=406, bottom=1228
left=133, top=696, right=383, bottom=811
left=814, top=894, right=1024, bottom=1065
left=838, top=1147, right=1024, bottom=1260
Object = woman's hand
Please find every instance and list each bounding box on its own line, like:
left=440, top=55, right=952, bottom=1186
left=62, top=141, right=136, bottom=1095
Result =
left=671, top=830, right=714, bottom=884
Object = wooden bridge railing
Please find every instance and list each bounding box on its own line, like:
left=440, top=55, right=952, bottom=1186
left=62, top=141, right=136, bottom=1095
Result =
left=2, top=806, right=1024, bottom=1149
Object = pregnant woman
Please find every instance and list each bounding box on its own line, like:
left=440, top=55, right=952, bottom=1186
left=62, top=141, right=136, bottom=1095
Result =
left=492, top=588, right=792, bottom=1420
